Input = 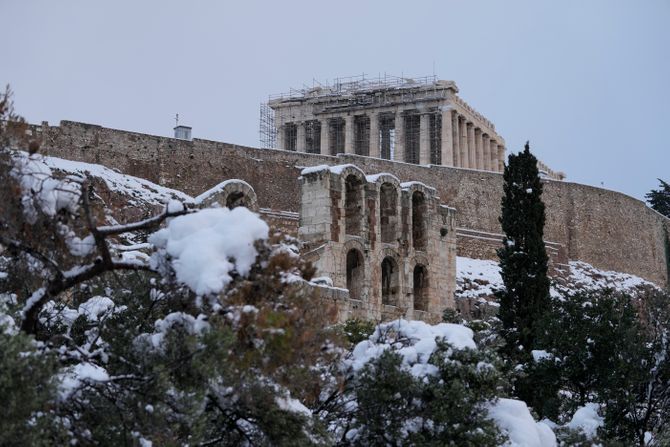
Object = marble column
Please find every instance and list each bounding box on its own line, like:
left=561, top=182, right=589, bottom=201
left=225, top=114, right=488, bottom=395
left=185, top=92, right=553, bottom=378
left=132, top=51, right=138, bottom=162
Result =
left=419, top=113, right=431, bottom=165
left=482, top=134, right=491, bottom=171
left=276, top=124, right=285, bottom=150
left=498, top=145, right=505, bottom=172
left=320, top=119, right=329, bottom=155
left=441, top=109, right=454, bottom=167
left=459, top=117, right=468, bottom=168
left=369, top=112, right=380, bottom=158
left=467, top=123, right=475, bottom=168
left=475, top=128, right=483, bottom=169
left=489, top=139, right=498, bottom=171
left=344, top=115, right=354, bottom=154
left=452, top=112, right=460, bottom=167
left=394, top=112, right=405, bottom=162
left=296, top=121, right=306, bottom=153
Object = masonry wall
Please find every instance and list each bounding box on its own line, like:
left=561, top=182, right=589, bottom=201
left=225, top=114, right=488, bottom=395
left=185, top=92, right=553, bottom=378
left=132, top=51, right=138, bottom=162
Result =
left=33, top=120, right=670, bottom=287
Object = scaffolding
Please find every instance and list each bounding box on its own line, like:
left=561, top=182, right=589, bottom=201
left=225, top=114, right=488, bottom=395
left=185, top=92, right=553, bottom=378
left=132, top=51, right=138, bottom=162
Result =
left=285, top=123, right=297, bottom=151
left=268, top=73, right=441, bottom=102
left=305, top=120, right=321, bottom=154
left=429, top=112, right=442, bottom=165
left=329, top=118, right=345, bottom=155
left=404, top=112, right=420, bottom=164
left=259, top=102, right=276, bottom=148
left=379, top=113, right=395, bottom=160
left=260, top=74, right=451, bottom=150
left=354, top=115, right=370, bottom=156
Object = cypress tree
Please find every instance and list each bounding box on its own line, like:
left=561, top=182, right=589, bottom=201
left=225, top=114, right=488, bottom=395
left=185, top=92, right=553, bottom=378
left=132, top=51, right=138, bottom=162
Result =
left=497, top=142, right=550, bottom=358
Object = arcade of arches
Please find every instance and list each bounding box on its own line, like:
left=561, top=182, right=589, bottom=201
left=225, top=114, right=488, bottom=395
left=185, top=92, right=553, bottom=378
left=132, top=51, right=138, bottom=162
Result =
left=299, top=165, right=457, bottom=323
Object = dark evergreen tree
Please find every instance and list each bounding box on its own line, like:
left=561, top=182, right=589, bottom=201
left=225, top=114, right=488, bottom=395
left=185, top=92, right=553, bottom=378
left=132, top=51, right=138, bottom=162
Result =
left=646, top=179, right=670, bottom=218
left=497, top=142, right=550, bottom=358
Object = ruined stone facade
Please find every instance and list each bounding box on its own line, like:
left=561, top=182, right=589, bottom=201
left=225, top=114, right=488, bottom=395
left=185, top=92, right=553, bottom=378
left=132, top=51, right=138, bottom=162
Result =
left=298, top=165, right=456, bottom=322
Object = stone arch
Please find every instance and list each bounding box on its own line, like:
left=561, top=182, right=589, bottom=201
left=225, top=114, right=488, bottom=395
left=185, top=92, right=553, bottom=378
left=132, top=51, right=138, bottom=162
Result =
left=412, top=190, right=427, bottom=250
left=402, top=182, right=435, bottom=251
left=381, top=256, right=400, bottom=306
left=346, top=248, right=365, bottom=301
left=370, top=174, right=401, bottom=244
left=196, top=179, right=259, bottom=211
left=413, top=263, right=429, bottom=311
left=338, top=166, right=366, bottom=237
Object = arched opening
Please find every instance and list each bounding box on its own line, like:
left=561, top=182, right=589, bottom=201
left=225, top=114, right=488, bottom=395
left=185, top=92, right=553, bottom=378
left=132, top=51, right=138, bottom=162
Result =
left=380, top=183, right=397, bottom=243
left=381, top=257, right=399, bottom=306
left=413, top=264, right=429, bottom=311
left=345, top=175, right=363, bottom=236
left=226, top=191, right=246, bottom=209
left=412, top=191, right=427, bottom=250
left=346, top=249, right=365, bottom=301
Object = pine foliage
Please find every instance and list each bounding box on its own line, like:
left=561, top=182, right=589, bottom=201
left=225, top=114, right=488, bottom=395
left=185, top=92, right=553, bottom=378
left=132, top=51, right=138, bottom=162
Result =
left=646, top=178, right=670, bottom=218
left=497, top=142, right=550, bottom=357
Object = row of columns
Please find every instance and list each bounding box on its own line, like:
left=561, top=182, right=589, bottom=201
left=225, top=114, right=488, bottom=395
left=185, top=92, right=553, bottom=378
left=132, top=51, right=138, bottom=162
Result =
left=277, top=109, right=505, bottom=172
left=442, top=109, right=506, bottom=172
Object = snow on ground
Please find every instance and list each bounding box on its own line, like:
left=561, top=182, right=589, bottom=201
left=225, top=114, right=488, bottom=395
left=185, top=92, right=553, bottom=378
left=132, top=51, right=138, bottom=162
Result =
left=456, top=256, right=657, bottom=303
left=14, top=151, right=192, bottom=207
left=149, top=207, right=269, bottom=296
left=456, top=257, right=504, bottom=299
left=566, top=260, right=656, bottom=291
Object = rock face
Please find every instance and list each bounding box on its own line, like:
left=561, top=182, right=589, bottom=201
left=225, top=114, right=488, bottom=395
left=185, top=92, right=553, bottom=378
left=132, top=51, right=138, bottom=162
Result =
left=21, top=120, right=670, bottom=293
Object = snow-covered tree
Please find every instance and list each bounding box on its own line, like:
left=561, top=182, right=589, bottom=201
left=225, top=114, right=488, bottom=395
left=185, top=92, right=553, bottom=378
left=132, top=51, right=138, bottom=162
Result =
left=0, top=88, right=345, bottom=444
left=497, top=142, right=550, bottom=359
left=530, top=287, right=670, bottom=445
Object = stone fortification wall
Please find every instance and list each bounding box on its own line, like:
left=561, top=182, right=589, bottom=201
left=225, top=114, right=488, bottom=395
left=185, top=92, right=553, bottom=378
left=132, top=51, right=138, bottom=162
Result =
left=31, top=120, right=670, bottom=287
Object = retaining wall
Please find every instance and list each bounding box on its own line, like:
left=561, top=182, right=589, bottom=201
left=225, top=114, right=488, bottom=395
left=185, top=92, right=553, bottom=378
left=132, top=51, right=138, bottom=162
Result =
left=30, top=120, right=669, bottom=287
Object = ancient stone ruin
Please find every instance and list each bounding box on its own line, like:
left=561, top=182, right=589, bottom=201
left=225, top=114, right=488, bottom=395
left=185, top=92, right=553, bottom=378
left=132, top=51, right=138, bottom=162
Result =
left=17, top=75, right=668, bottom=323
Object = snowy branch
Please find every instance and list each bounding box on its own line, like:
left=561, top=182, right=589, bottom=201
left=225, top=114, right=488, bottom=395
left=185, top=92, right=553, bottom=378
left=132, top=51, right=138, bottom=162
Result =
left=18, top=191, right=190, bottom=334
left=96, top=204, right=190, bottom=236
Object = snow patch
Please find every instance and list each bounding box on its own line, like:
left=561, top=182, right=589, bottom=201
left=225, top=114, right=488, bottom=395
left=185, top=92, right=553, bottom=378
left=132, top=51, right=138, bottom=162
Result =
left=488, top=398, right=557, bottom=447
left=276, top=395, right=312, bottom=417
left=58, top=362, right=110, bottom=400
left=149, top=207, right=268, bottom=295
left=567, top=403, right=603, bottom=438
left=148, top=312, right=210, bottom=349
left=531, top=350, right=552, bottom=362
left=350, top=319, right=476, bottom=376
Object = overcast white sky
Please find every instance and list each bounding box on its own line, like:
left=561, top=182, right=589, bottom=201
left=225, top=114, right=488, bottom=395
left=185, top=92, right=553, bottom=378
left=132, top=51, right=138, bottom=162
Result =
left=3, top=0, right=668, bottom=200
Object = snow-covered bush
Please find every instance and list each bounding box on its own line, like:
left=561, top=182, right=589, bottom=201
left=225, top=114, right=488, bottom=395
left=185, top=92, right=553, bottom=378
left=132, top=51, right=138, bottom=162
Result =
left=323, top=319, right=557, bottom=446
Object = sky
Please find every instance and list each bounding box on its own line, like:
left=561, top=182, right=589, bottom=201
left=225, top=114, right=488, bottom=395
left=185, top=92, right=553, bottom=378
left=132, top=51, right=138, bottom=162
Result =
left=2, top=0, right=669, bottom=201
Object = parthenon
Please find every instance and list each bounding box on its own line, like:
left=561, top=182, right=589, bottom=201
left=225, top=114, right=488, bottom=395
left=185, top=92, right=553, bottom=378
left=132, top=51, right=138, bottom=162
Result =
left=264, top=75, right=506, bottom=172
